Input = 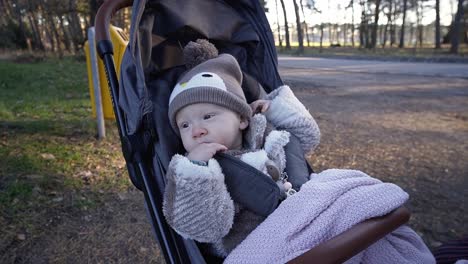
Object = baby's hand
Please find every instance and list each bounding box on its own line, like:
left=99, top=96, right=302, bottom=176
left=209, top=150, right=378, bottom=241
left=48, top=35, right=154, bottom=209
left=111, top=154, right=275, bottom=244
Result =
left=250, top=99, right=271, bottom=114
left=187, top=143, right=227, bottom=162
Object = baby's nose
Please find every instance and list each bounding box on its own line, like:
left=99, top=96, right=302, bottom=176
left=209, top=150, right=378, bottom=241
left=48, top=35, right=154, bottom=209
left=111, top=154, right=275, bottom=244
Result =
left=192, top=126, right=207, bottom=138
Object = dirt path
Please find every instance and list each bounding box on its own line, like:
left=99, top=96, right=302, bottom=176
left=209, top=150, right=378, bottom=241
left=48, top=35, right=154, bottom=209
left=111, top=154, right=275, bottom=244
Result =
left=280, top=65, right=468, bottom=249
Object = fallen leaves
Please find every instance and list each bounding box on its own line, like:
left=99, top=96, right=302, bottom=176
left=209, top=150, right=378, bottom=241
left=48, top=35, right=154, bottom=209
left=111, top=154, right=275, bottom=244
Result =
left=75, top=170, right=93, bottom=185
left=40, top=153, right=56, bottom=160
left=16, top=233, right=26, bottom=241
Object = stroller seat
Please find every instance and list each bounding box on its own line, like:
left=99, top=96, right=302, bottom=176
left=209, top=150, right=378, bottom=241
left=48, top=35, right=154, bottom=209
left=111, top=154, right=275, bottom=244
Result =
left=94, top=0, right=411, bottom=263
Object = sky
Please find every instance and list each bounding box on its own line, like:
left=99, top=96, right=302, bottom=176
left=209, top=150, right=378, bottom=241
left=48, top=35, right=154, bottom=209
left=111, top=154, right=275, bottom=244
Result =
left=265, top=0, right=456, bottom=27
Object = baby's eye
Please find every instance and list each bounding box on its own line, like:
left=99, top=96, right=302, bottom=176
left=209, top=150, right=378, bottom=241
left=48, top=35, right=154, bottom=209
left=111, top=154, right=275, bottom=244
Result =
left=179, top=122, right=189, bottom=129
left=203, top=114, right=215, bottom=120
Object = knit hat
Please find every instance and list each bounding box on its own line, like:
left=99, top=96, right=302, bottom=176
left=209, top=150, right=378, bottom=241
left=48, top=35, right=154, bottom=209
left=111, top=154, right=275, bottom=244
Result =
left=168, top=40, right=252, bottom=133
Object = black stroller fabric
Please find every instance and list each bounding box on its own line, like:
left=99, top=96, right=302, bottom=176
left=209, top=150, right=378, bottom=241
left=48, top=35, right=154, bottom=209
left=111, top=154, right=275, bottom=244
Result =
left=120, top=0, right=283, bottom=135
left=117, top=0, right=312, bottom=262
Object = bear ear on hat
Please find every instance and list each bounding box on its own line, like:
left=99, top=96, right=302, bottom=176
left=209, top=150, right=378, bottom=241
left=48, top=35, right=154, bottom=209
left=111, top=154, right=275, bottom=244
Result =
left=183, top=39, right=219, bottom=70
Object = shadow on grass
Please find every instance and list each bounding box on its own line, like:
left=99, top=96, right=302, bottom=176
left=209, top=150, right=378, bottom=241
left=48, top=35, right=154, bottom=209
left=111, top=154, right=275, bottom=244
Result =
left=0, top=151, right=44, bottom=175
left=0, top=118, right=96, bottom=138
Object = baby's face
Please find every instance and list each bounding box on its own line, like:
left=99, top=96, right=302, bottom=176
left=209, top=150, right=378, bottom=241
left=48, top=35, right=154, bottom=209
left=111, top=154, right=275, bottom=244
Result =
left=176, top=103, right=249, bottom=153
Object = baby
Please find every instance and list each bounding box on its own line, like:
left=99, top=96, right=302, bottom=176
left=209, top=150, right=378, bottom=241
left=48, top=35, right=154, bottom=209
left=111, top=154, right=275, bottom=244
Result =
left=163, top=42, right=320, bottom=258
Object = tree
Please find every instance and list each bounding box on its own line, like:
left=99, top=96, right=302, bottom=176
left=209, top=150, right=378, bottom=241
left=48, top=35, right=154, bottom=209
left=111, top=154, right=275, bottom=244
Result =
left=415, top=0, right=425, bottom=48
left=320, top=23, right=324, bottom=52
left=0, top=0, right=29, bottom=48
left=399, top=0, right=408, bottom=48
left=370, top=0, right=382, bottom=49
left=279, top=0, right=291, bottom=50
left=435, top=0, right=441, bottom=49
left=275, top=0, right=283, bottom=48
left=359, top=0, right=369, bottom=48
left=381, top=0, right=394, bottom=48
left=450, top=0, right=465, bottom=54
left=346, top=0, right=356, bottom=47
left=390, top=0, right=399, bottom=46
left=300, top=0, right=311, bottom=47
left=308, top=3, right=324, bottom=51
left=25, top=0, right=44, bottom=50
left=292, top=0, right=304, bottom=53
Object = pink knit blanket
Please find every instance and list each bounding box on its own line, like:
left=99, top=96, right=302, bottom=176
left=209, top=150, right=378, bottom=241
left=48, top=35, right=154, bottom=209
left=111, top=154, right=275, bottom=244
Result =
left=225, top=169, right=435, bottom=264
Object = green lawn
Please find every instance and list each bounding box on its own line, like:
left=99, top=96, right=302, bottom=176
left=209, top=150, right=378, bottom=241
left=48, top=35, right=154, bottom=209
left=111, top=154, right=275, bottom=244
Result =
left=0, top=56, right=130, bottom=237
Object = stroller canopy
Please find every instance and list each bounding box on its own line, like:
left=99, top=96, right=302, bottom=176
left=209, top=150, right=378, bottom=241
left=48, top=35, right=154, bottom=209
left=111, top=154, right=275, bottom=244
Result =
left=119, top=0, right=282, bottom=135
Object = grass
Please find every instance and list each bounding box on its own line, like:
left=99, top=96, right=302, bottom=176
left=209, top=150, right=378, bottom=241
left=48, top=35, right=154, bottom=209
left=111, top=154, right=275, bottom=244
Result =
left=0, top=55, right=131, bottom=242
left=0, top=55, right=159, bottom=263
left=276, top=43, right=468, bottom=60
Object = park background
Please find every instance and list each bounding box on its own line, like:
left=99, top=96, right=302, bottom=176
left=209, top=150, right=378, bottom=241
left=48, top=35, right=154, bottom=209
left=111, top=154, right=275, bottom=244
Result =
left=1, top=0, right=467, bottom=56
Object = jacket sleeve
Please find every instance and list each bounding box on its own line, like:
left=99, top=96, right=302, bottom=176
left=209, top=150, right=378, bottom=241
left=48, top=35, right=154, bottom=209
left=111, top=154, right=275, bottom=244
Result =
left=264, top=85, right=321, bottom=155
left=163, top=154, right=235, bottom=243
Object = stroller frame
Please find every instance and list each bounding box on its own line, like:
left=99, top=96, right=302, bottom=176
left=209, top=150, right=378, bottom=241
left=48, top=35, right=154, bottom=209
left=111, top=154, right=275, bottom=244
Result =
left=95, top=0, right=410, bottom=263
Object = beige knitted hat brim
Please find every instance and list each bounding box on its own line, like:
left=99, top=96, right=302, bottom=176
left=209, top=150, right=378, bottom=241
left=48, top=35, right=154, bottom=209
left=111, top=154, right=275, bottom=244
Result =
left=169, top=86, right=252, bottom=133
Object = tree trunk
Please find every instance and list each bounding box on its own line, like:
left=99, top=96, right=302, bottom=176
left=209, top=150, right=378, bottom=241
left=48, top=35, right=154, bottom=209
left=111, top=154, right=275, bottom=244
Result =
left=390, top=0, right=396, bottom=46
left=48, top=14, right=63, bottom=57
left=320, top=23, right=324, bottom=52
left=351, top=1, right=355, bottom=47
left=58, top=15, right=73, bottom=53
left=300, top=0, right=311, bottom=47
left=310, top=26, right=314, bottom=47
left=450, top=0, right=465, bottom=54
left=359, top=0, right=366, bottom=48
left=359, top=20, right=365, bottom=48
left=26, top=13, right=43, bottom=50
left=389, top=23, right=395, bottom=47
left=416, top=0, right=423, bottom=48
left=378, top=24, right=383, bottom=47
left=370, top=0, right=381, bottom=49
left=33, top=2, right=51, bottom=51
left=410, top=24, right=416, bottom=49
left=275, top=0, right=283, bottom=48
left=435, top=0, right=441, bottom=49
left=383, top=0, right=393, bottom=48
left=335, top=24, right=340, bottom=44
left=1, top=0, right=13, bottom=22
left=383, top=23, right=388, bottom=48
left=69, top=0, right=85, bottom=51
left=44, top=23, right=55, bottom=52
left=279, top=0, right=291, bottom=49
left=12, top=0, right=28, bottom=48
left=399, top=0, right=408, bottom=48
left=293, top=0, right=303, bottom=53
left=344, top=23, right=348, bottom=46
left=28, top=0, right=46, bottom=50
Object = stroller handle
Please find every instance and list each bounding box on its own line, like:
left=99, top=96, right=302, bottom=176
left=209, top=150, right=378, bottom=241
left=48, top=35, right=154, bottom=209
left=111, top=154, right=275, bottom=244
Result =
left=95, top=0, right=133, bottom=43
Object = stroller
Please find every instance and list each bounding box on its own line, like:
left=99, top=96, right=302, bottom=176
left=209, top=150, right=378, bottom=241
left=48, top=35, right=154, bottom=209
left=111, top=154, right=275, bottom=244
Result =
left=94, top=0, right=410, bottom=263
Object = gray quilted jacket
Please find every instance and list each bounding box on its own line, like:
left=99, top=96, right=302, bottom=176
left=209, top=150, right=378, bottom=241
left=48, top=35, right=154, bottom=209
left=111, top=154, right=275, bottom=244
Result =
left=163, top=85, right=320, bottom=257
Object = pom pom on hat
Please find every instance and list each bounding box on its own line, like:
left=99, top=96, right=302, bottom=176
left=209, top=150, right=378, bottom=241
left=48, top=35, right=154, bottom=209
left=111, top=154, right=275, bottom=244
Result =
left=183, top=39, right=219, bottom=69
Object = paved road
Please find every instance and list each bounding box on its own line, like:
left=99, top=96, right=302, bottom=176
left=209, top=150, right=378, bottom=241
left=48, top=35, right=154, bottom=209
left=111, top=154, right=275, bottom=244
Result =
left=277, top=56, right=468, bottom=248
left=278, top=56, right=468, bottom=78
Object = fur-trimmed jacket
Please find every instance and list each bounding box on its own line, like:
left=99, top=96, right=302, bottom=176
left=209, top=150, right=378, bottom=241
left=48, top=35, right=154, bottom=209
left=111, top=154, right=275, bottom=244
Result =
left=163, top=85, right=320, bottom=257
